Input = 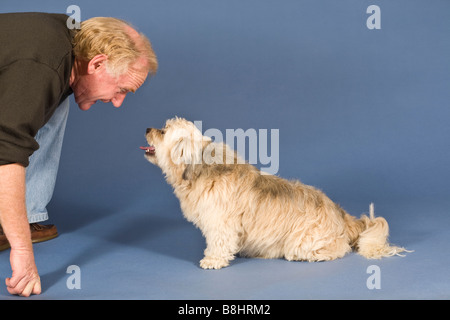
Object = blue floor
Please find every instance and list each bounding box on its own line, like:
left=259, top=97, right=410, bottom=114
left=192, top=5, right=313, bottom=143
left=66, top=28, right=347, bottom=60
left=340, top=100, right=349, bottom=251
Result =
left=1, top=198, right=449, bottom=300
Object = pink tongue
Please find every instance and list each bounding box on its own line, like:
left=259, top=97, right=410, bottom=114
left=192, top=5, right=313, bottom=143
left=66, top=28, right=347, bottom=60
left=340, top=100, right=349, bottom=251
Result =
left=140, top=146, right=155, bottom=151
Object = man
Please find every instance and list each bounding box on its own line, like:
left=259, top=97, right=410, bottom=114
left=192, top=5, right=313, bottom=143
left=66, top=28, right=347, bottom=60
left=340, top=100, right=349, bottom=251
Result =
left=0, top=12, right=158, bottom=296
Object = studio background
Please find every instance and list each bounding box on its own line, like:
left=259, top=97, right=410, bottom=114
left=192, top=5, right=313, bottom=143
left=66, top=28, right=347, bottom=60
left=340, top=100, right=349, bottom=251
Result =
left=1, top=0, right=449, bottom=299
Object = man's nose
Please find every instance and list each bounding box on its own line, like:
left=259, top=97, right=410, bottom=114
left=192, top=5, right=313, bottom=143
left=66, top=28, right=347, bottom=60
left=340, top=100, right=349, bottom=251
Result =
left=112, top=93, right=126, bottom=108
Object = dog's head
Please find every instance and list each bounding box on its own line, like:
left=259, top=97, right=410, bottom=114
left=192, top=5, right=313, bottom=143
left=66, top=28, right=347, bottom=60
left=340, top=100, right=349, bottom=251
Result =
left=141, top=117, right=212, bottom=181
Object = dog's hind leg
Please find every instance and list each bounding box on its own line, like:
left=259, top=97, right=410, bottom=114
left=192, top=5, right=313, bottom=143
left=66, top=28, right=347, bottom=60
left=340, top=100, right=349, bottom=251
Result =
left=305, top=237, right=352, bottom=261
left=284, top=234, right=352, bottom=262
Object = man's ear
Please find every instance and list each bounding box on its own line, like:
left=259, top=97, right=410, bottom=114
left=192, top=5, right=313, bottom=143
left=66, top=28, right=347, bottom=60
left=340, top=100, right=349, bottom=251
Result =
left=87, top=54, right=108, bottom=74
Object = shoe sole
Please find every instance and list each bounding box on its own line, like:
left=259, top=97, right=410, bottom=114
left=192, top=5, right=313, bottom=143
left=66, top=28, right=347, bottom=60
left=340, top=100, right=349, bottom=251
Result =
left=0, top=233, right=58, bottom=251
left=32, top=232, right=59, bottom=244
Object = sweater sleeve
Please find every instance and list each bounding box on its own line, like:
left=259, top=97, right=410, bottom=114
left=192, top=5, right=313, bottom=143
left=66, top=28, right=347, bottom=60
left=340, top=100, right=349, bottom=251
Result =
left=0, top=60, right=63, bottom=167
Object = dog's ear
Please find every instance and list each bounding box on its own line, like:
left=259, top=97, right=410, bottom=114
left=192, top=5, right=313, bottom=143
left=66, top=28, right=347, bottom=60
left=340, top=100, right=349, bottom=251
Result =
left=171, top=137, right=203, bottom=165
left=180, top=138, right=212, bottom=180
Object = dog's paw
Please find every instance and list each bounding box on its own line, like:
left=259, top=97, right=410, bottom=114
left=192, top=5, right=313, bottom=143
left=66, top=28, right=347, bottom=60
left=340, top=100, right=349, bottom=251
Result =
left=199, top=256, right=229, bottom=270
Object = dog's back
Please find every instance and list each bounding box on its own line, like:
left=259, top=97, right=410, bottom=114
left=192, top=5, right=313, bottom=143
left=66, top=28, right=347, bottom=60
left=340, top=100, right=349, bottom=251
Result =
left=231, top=166, right=409, bottom=261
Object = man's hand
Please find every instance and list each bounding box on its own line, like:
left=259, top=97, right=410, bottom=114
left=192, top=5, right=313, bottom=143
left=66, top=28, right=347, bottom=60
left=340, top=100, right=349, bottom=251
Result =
left=6, top=247, right=41, bottom=296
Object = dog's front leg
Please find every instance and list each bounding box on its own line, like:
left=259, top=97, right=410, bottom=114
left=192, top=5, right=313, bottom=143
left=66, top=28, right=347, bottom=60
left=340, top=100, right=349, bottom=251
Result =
left=199, top=227, right=239, bottom=270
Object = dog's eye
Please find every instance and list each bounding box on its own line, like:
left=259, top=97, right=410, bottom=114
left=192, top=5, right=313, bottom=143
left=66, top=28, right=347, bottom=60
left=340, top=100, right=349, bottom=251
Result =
left=161, top=129, right=166, bottom=134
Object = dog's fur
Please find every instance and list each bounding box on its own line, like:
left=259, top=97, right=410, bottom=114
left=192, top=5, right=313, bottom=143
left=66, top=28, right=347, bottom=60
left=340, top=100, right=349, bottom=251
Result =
left=143, top=117, right=408, bottom=269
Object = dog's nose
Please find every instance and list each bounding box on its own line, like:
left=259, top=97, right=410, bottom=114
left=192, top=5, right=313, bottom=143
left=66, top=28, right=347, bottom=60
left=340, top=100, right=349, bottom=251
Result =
left=146, top=128, right=152, bottom=134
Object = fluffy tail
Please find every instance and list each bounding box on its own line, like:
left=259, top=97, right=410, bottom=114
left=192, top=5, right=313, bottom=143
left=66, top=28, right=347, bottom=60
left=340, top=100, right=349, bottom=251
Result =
left=352, top=203, right=411, bottom=259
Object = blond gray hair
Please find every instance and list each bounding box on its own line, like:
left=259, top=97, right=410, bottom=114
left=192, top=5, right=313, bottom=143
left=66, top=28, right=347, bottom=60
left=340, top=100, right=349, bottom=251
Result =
left=72, top=17, right=158, bottom=77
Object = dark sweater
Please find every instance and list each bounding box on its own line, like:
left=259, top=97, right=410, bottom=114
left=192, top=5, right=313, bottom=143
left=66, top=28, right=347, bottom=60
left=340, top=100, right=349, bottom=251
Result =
left=0, top=12, right=74, bottom=167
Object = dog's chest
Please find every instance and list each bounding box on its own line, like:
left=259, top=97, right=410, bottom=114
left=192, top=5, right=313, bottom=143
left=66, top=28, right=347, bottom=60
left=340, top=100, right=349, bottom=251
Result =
left=174, top=179, right=235, bottom=225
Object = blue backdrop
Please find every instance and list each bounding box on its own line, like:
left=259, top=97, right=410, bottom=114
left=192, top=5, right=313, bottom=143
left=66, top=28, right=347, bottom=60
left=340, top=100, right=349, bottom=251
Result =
left=1, top=0, right=449, bottom=299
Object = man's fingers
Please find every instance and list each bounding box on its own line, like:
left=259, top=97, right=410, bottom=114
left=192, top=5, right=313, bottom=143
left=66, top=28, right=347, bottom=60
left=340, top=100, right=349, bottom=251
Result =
left=5, top=275, right=18, bottom=288
left=32, top=279, right=42, bottom=295
left=6, top=275, right=27, bottom=295
left=20, top=280, right=37, bottom=297
left=6, top=275, right=24, bottom=291
left=5, top=275, right=41, bottom=296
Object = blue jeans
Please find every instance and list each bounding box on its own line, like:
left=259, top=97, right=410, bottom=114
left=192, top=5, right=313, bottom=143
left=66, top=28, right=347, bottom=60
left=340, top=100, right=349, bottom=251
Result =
left=25, top=98, right=70, bottom=223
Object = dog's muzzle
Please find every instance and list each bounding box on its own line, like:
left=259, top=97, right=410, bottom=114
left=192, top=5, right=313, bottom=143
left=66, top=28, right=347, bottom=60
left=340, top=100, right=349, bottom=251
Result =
left=141, top=128, right=156, bottom=155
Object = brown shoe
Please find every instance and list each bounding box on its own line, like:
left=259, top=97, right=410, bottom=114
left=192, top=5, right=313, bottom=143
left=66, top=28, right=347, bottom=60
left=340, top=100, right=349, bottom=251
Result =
left=0, top=223, right=58, bottom=251
left=0, top=225, right=9, bottom=251
left=30, top=223, right=59, bottom=244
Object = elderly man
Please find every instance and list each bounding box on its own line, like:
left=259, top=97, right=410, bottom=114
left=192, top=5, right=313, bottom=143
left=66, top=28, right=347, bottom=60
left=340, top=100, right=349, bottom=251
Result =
left=0, top=12, right=157, bottom=296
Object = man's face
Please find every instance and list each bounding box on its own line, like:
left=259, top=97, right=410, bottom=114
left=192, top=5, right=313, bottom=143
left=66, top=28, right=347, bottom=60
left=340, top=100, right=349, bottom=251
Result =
left=72, top=55, right=148, bottom=111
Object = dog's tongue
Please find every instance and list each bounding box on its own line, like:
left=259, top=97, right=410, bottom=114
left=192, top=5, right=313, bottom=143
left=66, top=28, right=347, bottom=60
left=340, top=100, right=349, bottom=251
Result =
left=140, top=146, right=155, bottom=152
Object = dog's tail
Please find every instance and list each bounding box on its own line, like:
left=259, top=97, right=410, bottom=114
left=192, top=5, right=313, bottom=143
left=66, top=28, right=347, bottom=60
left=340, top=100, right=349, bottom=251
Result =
left=346, top=203, right=410, bottom=259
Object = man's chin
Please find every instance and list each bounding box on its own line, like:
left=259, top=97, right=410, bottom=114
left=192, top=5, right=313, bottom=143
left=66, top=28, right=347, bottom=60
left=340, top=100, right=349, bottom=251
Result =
left=77, top=101, right=96, bottom=111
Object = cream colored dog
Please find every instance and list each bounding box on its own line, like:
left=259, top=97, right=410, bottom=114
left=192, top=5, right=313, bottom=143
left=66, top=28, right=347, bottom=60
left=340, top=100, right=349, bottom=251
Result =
left=141, top=117, right=408, bottom=269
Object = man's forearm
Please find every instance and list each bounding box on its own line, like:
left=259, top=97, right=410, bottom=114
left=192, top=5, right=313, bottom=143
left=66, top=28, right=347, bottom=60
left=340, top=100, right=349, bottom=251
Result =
left=0, top=163, right=40, bottom=296
left=0, top=163, right=32, bottom=250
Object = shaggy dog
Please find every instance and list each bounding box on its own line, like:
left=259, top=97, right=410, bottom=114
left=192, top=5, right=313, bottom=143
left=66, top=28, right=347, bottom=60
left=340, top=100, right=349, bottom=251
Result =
left=141, top=117, right=408, bottom=269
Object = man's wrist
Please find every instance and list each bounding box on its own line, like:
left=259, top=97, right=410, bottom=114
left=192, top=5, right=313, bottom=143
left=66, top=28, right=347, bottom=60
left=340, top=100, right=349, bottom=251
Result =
left=9, top=235, right=33, bottom=251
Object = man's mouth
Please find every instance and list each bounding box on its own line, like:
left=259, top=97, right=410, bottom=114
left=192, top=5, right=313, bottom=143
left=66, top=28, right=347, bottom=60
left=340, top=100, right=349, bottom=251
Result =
left=140, top=145, right=156, bottom=155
